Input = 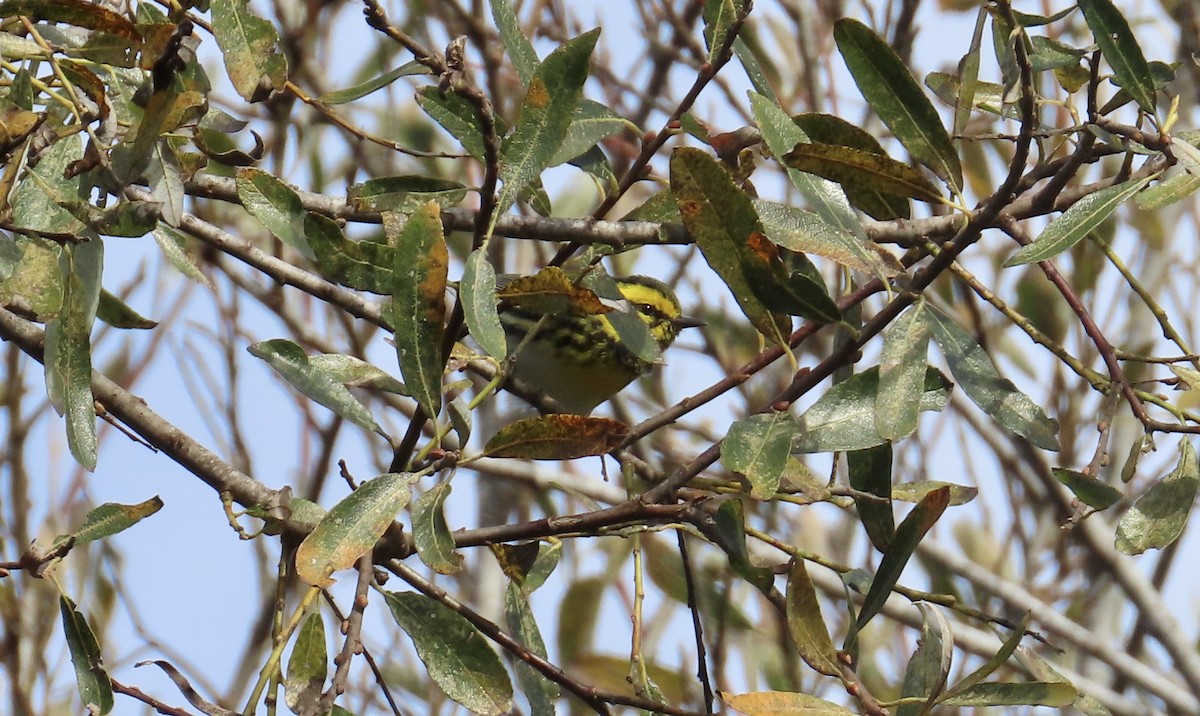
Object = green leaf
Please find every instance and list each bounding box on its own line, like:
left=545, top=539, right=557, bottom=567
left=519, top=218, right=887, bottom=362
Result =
left=748, top=92, right=865, bottom=242
left=54, top=497, right=163, bottom=549
left=1135, top=172, right=1200, bottom=210
left=306, top=354, right=406, bottom=394
left=347, top=175, right=468, bottom=214
left=848, top=444, right=894, bottom=552
left=304, top=213, right=393, bottom=294
left=940, top=614, right=1032, bottom=700
left=754, top=199, right=894, bottom=281
left=318, top=60, right=430, bottom=104
left=295, top=472, right=418, bottom=587
left=939, top=682, right=1077, bottom=707
left=489, top=0, right=539, bottom=85
left=1054, top=468, right=1122, bottom=510
left=854, top=487, right=950, bottom=631
left=495, top=29, right=599, bottom=216
left=387, top=204, right=448, bottom=419
left=1116, top=439, right=1199, bottom=555
left=723, top=412, right=797, bottom=500
left=722, top=691, right=857, bottom=715
left=1028, top=35, right=1087, bottom=73
left=97, top=290, right=157, bottom=329
left=416, top=88, right=509, bottom=162
left=60, top=595, right=113, bottom=714
left=0, top=0, right=139, bottom=39
left=412, top=481, right=464, bottom=574
left=833, top=18, right=962, bottom=191
left=785, top=559, right=840, bottom=677
left=702, top=0, right=743, bottom=62
left=733, top=35, right=777, bottom=102
left=284, top=612, right=327, bottom=713
left=791, top=113, right=913, bottom=220
left=209, top=0, right=287, bottom=102
left=504, top=582, right=558, bottom=715
left=462, top=248, right=506, bottom=361
left=248, top=339, right=381, bottom=434
left=383, top=591, right=513, bottom=715
left=236, top=167, right=312, bottom=257
left=1003, top=175, right=1152, bottom=266
left=669, top=147, right=792, bottom=339
left=45, top=239, right=103, bottom=471
left=875, top=302, right=931, bottom=442
left=484, top=415, right=628, bottom=460
left=783, top=142, right=944, bottom=204
left=954, top=7, right=987, bottom=144
left=793, top=367, right=952, bottom=454
left=1077, top=0, right=1156, bottom=113
left=896, top=603, right=953, bottom=716
left=924, top=306, right=1059, bottom=449
left=713, top=499, right=775, bottom=593
left=549, top=99, right=633, bottom=166
left=152, top=225, right=213, bottom=288
left=891, top=480, right=977, bottom=506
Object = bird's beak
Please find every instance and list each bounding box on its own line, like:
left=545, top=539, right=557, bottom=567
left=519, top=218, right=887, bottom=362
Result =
left=672, top=315, right=705, bottom=330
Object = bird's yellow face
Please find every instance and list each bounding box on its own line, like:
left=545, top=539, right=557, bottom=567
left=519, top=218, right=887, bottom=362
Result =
left=500, top=275, right=696, bottom=414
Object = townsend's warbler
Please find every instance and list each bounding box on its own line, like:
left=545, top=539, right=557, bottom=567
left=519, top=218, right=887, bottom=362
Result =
left=500, top=275, right=699, bottom=415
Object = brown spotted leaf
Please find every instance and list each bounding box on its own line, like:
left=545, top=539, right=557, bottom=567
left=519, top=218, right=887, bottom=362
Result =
left=484, top=415, right=629, bottom=460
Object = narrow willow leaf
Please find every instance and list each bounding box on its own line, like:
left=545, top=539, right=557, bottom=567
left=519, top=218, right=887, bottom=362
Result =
left=462, top=248, right=506, bottom=361
left=1115, top=439, right=1198, bottom=555
left=55, top=497, right=163, bottom=548
left=416, top=88, right=509, bottom=162
left=1077, top=0, right=1156, bottom=113
left=209, top=0, right=287, bottom=102
left=785, top=560, right=840, bottom=677
left=284, top=613, right=327, bottom=713
left=1003, top=175, right=1152, bottom=266
left=147, top=141, right=185, bottom=227
left=549, top=99, right=633, bottom=167
left=0, top=0, right=138, bottom=38
left=925, top=306, right=1059, bottom=449
left=236, top=167, right=312, bottom=256
left=848, top=444, right=895, bottom=552
left=833, top=19, right=962, bottom=190
left=896, top=603, right=953, bottom=716
left=318, top=60, right=429, bottom=104
left=875, top=302, right=931, bottom=442
left=940, top=682, right=1077, bottom=707
left=855, top=487, right=950, bottom=631
left=891, top=480, right=977, bottom=506
left=484, top=415, right=628, bottom=460
left=347, top=175, right=468, bottom=214
left=248, top=339, right=380, bottom=433
left=383, top=591, right=513, bottom=715
left=940, top=614, right=1032, bottom=700
left=722, top=691, right=857, bottom=715
left=748, top=92, right=865, bottom=241
left=953, top=7, right=987, bottom=141
left=783, top=143, right=944, bottom=204
left=670, top=147, right=792, bottom=339
left=791, top=113, right=912, bottom=220
left=495, top=29, right=598, bottom=215
left=97, top=290, right=156, bottom=329
left=504, top=582, right=558, bottom=715
left=734, top=35, right=776, bottom=102
left=754, top=199, right=894, bottom=280
left=489, top=0, right=539, bottom=85
left=1135, top=172, right=1200, bottom=210
left=412, top=480, right=464, bottom=574
left=713, top=500, right=775, bottom=593
left=1054, top=468, right=1122, bottom=510
left=304, top=213, right=392, bottom=294
left=45, top=239, right=103, bottom=471
left=793, top=367, right=952, bottom=454
left=702, top=0, right=742, bottom=62
left=60, top=596, right=113, bottom=714
left=388, top=204, right=448, bottom=419
left=295, top=472, right=418, bottom=587
left=723, top=412, right=797, bottom=500
left=306, top=354, right=406, bottom=394
left=152, top=225, right=213, bottom=288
